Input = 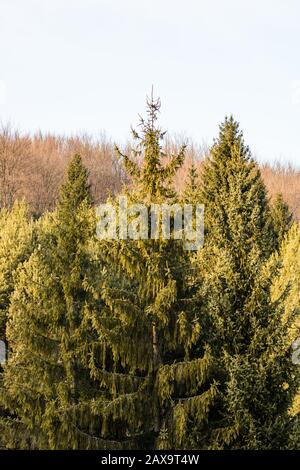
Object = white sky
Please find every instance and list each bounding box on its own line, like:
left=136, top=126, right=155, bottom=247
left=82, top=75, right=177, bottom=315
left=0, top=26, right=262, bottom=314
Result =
left=1, top=0, right=300, bottom=165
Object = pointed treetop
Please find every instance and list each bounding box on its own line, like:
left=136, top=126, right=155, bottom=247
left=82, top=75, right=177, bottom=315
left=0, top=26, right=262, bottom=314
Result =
left=212, top=115, right=251, bottom=163
left=271, top=193, right=293, bottom=250
left=183, top=162, right=201, bottom=205
left=58, top=154, right=91, bottom=213
left=200, top=115, right=273, bottom=258
left=116, top=93, right=186, bottom=202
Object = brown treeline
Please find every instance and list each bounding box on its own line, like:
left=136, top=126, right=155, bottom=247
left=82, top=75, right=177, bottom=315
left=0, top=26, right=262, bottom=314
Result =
left=1, top=124, right=299, bottom=219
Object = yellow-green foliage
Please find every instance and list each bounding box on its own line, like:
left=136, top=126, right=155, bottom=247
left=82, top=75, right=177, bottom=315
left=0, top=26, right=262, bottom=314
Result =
left=271, top=223, right=300, bottom=416
left=0, top=201, right=34, bottom=339
left=90, top=96, right=210, bottom=449
left=157, top=347, right=212, bottom=404
left=271, top=223, right=300, bottom=339
left=172, top=382, right=218, bottom=446
left=0, top=105, right=299, bottom=450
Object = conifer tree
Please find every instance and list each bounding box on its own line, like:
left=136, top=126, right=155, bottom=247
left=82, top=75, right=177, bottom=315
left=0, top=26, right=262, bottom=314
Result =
left=200, top=116, right=273, bottom=257
left=190, top=116, right=300, bottom=448
left=272, top=223, right=300, bottom=337
left=0, top=201, right=34, bottom=343
left=0, top=111, right=297, bottom=450
left=271, top=223, right=300, bottom=421
left=183, top=163, right=201, bottom=206
left=0, top=155, right=109, bottom=449
left=271, top=193, right=293, bottom=251
left=86, top=94, right=215, bottom=449
left=0, top=202, right=34, bottom=448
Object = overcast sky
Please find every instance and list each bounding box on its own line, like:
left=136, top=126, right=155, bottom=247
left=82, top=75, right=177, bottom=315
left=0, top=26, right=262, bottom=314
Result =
left=1, top=0, right=300, bottom=165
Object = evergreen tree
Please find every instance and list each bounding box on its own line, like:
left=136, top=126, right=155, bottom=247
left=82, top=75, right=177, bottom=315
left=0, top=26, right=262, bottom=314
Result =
left=189, top=116, right=300, bottom=448
left=200, top=116, right=273, bottom=258
left=0, top=201, right=34, bottom=343
left=272, top=223, right=300, bottom=336
left=183, top=163, right=202, bottom=206
left=0, top=202, right=34, bottom=448
left=271, top=193, right=293, bottom=251
left=58, top=153, right=91, bottom=212
left=87, top=95, right=215, bottom=449
left=0, top=111, right=298, bottom=450
left=271, top=223, right=300, bottom=420
left=0, top=155, right=108, bottom=449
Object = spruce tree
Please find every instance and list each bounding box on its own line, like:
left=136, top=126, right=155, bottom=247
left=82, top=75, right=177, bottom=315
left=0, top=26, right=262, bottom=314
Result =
left=200, top=116, right=273, bottom=257
left=190, top=116, right=300, bottom=448
left=272, top=223, right=300, bottom=336
left=271, top=193, right=293, bottom=251
left=0, top=155, right=108, bottom=449
left=271, top=223, right=300, bottom=421
left=0, top=201, right=34, bottom=343
left=183, top=163, right=202, bottom=206
left=0, top=112, right=297, bottom=450
left=0, top=202, right=34, bottom=448
left=87, top=95, right=215, bottom=449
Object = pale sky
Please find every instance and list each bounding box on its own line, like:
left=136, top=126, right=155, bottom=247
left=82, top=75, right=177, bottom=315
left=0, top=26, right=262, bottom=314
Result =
left=1, top=0, right=300, bottom=165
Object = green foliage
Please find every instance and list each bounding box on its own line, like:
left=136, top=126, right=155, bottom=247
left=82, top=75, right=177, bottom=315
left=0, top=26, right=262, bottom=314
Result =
left=271, top=193, right=293, bottom=251
left=116, top=94, right=185, bottom=203
left=271, top=223, right=300, bottom=419
left=271, top=223, right=300, bottom=337
left=183, top=163, right=202, bottom=206
left=0, top=155, right=107, bottom=448
left=200, top=116, right=274, bottom=258
left=0, top=107, right=299, bottom=450
left=58, top=153, right=91, bottom=210
left=0, top=201, right=34, bottom=341
left=92, top=95, right=214, bottom=449
left=189, top=116, right=300, bottom=449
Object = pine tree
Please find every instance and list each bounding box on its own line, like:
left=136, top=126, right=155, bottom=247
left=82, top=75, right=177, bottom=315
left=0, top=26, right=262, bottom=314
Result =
left=271, top=193, right=293, bottom=251
left=86, top=94, right=215, bottom=449
left=189, top=116, right=300, bottom=448
left=0, top=155, right=109, bottom=449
